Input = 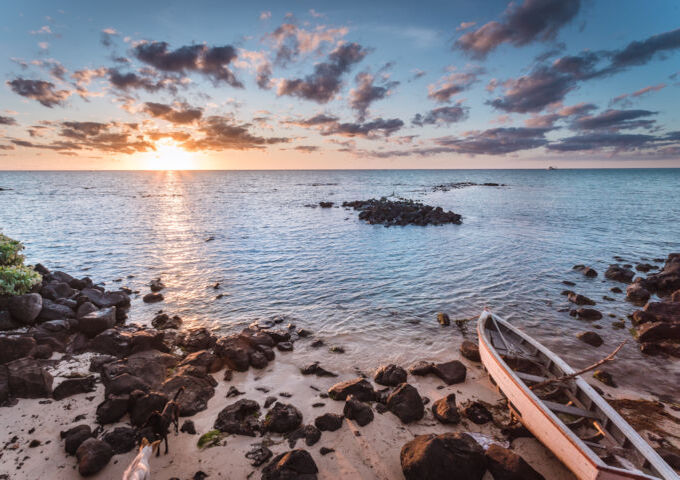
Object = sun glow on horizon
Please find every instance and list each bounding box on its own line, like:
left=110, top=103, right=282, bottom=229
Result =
left=141, top=140, right=197, bottom=170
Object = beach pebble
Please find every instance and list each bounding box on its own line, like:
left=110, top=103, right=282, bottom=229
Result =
left=386, top=383, right=424, bottom=424
left=432, top=393, right=461, bottom=424
left=328, top=378, right=375, bottom=401
left=462, top=401, right=493, bottom=424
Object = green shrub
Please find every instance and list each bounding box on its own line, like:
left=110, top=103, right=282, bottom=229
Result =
left=197, top=430, right=223, bottom=449
left=0, top=265, right=42, bottom=296
left=0, top=233, right=25, bottom=267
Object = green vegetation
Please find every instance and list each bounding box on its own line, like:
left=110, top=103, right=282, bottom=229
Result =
left=197, top=430, right=223, bottom=449
left=0, top=234, right=41, bottom=295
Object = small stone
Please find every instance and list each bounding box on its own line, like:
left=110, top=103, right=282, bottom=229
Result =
left=593, top=370, right=616, bottom=387
left=437, top=313, right=450, bottom=326
left=577, top=331, right=603, bottom=347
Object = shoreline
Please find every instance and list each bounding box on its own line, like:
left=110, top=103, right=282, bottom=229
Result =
left=1, top=257, right=680, bottom=479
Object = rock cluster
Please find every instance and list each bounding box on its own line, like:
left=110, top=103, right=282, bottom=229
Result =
left=342, top=198, right=462, bottom=227
left=432, top=182, right=506, bottom=192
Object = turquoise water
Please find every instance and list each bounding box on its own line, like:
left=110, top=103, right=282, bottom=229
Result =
left=1, top=169, right=679, bottom=397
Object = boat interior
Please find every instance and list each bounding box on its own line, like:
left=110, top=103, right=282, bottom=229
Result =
left=481, top=314, right=669, bottom=479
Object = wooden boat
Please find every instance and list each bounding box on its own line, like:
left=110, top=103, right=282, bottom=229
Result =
left=477, top=309, right=679, bottom=480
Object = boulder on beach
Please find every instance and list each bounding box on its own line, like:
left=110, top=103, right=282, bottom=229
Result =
left=314, top=413, right=343, bottom=431
left=343, top=394, right=374, bottom=426
left=53, top=376, right=96, bottom=400
left=387, top=383, right=424, bottom=423
left=152, top=313, right=183, bottom=330
left=6, top=357, right=52, bottom=398
left=0, top=335, right=36, bottom=364
left=102, top=426, right=137, bottom=454
left=637, top=254, right=680, bottom=296
left=263, top=402, right=303, bottom=433
left=432, top=360, right=467, bottom=385
left=374, top=364, right=407, bottom=386
left=38, top=298, right=75, bottom=321
left=328, top=378, right=375, bottom=401
left=79, top=307, right=117, bottom=337
left=637, top=322, right=680, bottom=343
left=61, top=424, right=94, bottom=455
left=130, top=391, right=168, bottom=426
left=76, top=438, right=113, bottom=476
left=214, top=399, right=261, bottom=436
left=96, top=394, right=130, bottom=424
left=287, top=425, right=321, bottom=448
left=400, top=433, right=487, bottom=480
left=7, top=293, right=42, bottom=324
left=262, top=449, right=318, bottom=480
left=462, top=401, right=493, bottom=424
left=432, top=393, right=460, bottom=424
left=408, top=360, right=434, bottom=376
left=161, top=373, right=215, bottom=416
left=486, top=444, right=545, bottom=480
left=626, top=283, right=650, bottom=305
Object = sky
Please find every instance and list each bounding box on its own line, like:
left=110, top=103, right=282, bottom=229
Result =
left=0, top=0, right=679, bottom=170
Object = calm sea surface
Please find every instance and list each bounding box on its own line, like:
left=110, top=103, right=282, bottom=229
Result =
left=1, top=169, right=679, bottom=397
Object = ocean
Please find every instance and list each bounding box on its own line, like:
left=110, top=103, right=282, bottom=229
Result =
left=1, top=169, right=679, bottom=397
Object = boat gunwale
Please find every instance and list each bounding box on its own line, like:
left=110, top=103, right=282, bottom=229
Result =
left=477, top=310, right=676, bottom=480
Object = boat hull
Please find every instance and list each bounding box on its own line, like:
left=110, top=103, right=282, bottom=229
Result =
left=478, top=315, right=666, bottom=480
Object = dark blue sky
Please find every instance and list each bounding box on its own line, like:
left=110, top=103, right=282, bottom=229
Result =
left=1, top=0, right=679, bottom=169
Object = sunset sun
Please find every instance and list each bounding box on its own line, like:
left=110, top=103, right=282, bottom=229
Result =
left=143, top=140, right=195, bottom=170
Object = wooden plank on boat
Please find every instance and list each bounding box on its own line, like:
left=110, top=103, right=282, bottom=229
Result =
left=543, top=399, right=600, bottom=420
left=515, top=371, right=549, bottom=384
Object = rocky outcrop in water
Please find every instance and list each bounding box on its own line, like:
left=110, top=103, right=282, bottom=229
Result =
left=342, top=198, right=462, bottom=227
left=432, top=182, right=506, bottom=192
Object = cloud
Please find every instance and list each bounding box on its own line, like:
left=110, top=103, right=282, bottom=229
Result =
left=277, top=42, right=368, bottom=103
left=143, top=102, right=203, bottom=124
left=610, top=83, right=666, bottom=106
left=284, top=114, right=339, bottom=127
left=349, top=72, right=398, bottom=120
left=38, top=42, right=49, bottom=50
left=181, top=116, right=289, bottom=151
left=412, top=105, right=468, bottom=127
left=0, top=115, right=18, bottom=126
left=456, top=0, right=580, bottom=58
left=547, top=132, right=657, bottom=152
left=434, top=127, right=551, bottom=154
left=607, top=28, right=680, bottom=71
left=427, top=68, right=482, bottom=103
left=7, top=78, right=71, bottom=107
left=101, top=28, right=119, bottom=47
left=30, top=25, right=52, bottom=35
left=524, top=102, right=596, bottom=127
left=456, top=22, right=477, bottom=32
left=266, top=23, right=348, bottom=65
left=260, top=11, right=272, bottom=20
left=488, top=66, right=575, bottom=113
left=320, top=118, right=404, bottom=138
left=107, top=68, right=184, bottom=93
left=293, top=145, right=319, bottom=152
left=571, top=109, right=656, bottom=131
left=133, top=41, right=242, bottom=87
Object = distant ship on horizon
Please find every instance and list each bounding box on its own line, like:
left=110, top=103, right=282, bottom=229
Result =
left=547, top=166, right=558, bottom=170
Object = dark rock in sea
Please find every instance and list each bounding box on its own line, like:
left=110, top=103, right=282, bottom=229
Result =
left=344, top=394, right=374, bottom=426
left=214, top=399, right=261, bottom=436
left=102, top=427, right=137, bottom=454
left=143, top=292, right=164, bottom=303
left=76, top=302, right=98, bottom=320
left=263, top=402, right=303, bottom=433
left=593, top=370, right=616, bottom=387
left=40, top=281, right=77, bottom=301
left=76, top=438, right=113, bottom=476
left=582, top=267, right=598, bottom=278
left=161, top=374, right=215, bottom=416
left=605, top=264, right=635, bottom=283
left=374, top=364, right=407, bottom=386
left=301, top=362, right=337, bottom=377
left=408, top=360, right=434, bottom=376
left=342, top=198, right=462, bottom=227
left=319, top=202, right=334, bottom=208
left=485, top=444, right=545, bottom=480
left=0, top=335, right=36, bottom=364
left=562, top=280, right=576, bottom=286
left=53, top=376, right=96, bottom=400
left=437, top=312, right=450, bottom=326
left=277, top=341, right=294, bottom=351
left=610, top=287, right=623, bottom=293
left=432, top=393, right=461, bottom=424
left=568, top=293, right=596, bottom=306
left=287, top=425, right=321, bottom=448
left=636, top=263, right=656, bottom=272
left=602, top=295, right=615, bottom=301
left=432, top=182, right=505, bottom=192
left=400, top=433, right=487, bottom=480
left=262, top=449, right=318, bottom=480
left=6, top=357, right=52, bottom=398
left=460, top=340, right=481, bottom=362
left=178, top=327, right=216, bottom=352
left=637, top=322, right=680, bottom=343
left=387, top=383, right=424, bottom=423
left=8, top=293, right=42, bottom=324
left=96, top=394, right=129, bottom=424
left=432, top=360, right=467, bottom=385
left=626, top=284, right=650, bottom=305
left=149, top=278, right=165, bottom=292
left=577, top=331, right=603, bottom=347
left=329, top=345, right=345, bottom=353
left=152, top=313, right=183, bottom=330
left=462, top=401, right=493, bottom=424
left=249, top=350, right=268, bottom=369
left=80, top=288, right=130, bottom=309
left=314, top=413, right=343, bottom=431
left=61, top=424, right=93, bottom=455
left=328, top=378, right=375, bottom=401
left=577, top=308, right=603, bottom=320
left=181, top=420, right=196, bottom=434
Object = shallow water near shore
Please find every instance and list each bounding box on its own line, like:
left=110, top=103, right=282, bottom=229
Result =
left=1, top=169, right=679, bottom=398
